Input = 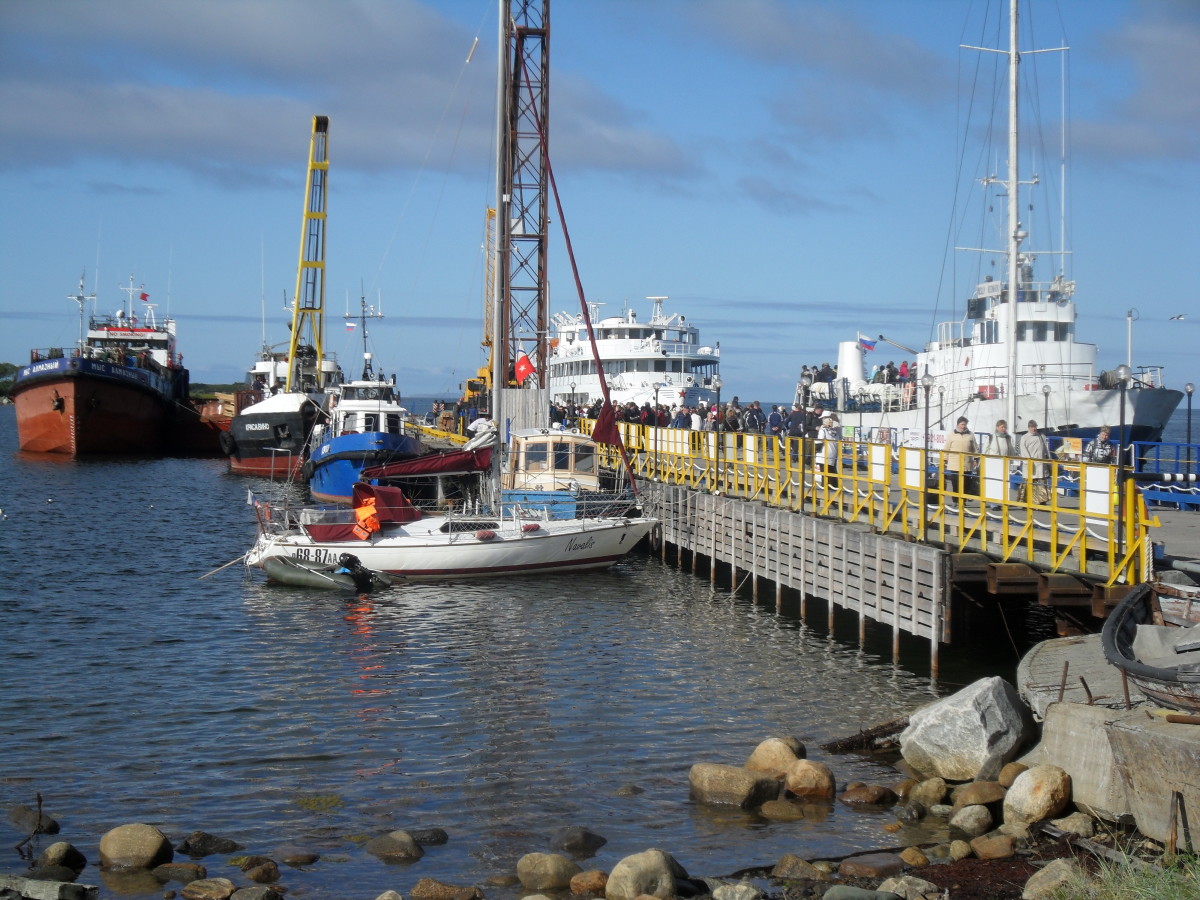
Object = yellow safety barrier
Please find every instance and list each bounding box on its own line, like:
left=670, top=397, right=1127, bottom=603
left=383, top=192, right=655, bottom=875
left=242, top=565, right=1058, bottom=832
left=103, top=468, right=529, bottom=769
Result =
left=586, top=420, right=1156, bottom=585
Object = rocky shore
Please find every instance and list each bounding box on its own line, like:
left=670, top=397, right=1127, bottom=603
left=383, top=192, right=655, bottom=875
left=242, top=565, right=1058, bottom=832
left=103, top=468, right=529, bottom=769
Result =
left=4, top=676, right=1186, bottom=900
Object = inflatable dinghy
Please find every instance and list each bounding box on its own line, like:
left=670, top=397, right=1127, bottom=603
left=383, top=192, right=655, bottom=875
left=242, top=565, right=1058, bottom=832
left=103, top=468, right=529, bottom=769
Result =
left=263, top=553, right=392, bottom=592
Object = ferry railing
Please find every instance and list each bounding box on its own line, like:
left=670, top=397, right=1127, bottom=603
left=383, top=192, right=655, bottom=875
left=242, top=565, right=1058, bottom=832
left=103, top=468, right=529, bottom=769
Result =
left=599, top=421, right=1157, bottom=586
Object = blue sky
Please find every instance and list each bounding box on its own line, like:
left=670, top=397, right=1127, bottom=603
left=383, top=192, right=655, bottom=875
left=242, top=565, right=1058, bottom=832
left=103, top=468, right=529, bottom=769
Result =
left=1, top=0, right=1197, bottom=403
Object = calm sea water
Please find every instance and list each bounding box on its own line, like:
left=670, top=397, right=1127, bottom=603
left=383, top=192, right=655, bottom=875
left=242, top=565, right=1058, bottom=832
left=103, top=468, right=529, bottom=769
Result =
left=0, top=399, right=1193, bottom=896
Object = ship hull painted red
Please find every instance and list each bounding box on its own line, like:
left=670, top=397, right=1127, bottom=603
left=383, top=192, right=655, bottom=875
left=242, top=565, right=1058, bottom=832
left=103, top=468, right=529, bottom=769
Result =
left=228, top=453, right=305, bottom=479
left=13, top=369, right=172, bottom=455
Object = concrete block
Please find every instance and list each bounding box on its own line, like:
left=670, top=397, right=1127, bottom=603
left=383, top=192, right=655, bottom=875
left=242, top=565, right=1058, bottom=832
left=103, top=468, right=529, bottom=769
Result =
left=1108, top=714, right=1200, bottom=850
left=1038, top=702, right=1131, bottom=821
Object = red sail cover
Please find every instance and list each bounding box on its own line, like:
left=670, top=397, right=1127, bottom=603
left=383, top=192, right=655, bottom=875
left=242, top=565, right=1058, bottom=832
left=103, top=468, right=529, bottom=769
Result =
left=359, top=446, right=493, bottom=480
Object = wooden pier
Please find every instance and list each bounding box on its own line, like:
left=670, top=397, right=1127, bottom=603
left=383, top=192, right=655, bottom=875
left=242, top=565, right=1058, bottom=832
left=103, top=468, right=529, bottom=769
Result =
left=639, top=481, right=955, bottom=672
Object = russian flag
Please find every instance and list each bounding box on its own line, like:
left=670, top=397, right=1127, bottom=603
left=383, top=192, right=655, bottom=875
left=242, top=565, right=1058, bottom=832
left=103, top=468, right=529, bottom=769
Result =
left=346, top=320, right=357, bottom=331
left=857, top=332, right=876, bottom=351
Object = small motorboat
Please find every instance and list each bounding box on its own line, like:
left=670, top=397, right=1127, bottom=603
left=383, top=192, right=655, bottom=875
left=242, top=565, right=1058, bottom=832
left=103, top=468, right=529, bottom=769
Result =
left=262, top=552, right=393, bottom=593
left=1101, top=582, right=1200, bottom=713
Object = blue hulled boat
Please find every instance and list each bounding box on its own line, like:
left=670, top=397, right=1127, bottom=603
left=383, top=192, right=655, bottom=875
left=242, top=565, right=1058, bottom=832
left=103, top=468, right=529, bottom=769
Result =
left=303, top=300, right=424, bottom=503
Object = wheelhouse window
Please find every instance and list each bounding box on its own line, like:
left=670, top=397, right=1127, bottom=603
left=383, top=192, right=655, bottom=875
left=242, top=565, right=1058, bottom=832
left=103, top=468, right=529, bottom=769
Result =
left=525, top=442, right=548, bottom=471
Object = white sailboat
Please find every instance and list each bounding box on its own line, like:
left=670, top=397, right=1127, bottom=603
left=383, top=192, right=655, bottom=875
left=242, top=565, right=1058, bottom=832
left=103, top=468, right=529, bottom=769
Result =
left=805, top=0, right=1182, bottom=446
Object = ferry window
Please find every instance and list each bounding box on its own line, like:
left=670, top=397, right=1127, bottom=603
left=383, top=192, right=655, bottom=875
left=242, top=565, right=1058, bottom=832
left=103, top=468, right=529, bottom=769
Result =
left=1033, top=322, right=1048, bottom=342
left=363, top=414, right=378, bottom=432
left=575, top=443, right=595, bottom=473
left=1016, top=322, right=1028, bottom=341
left=636, top=360, right=649, bottom=372
left=526, top=442, right=548, bottom=471
left=654, top=360, right=666, bottom=372
left=1055, top=322, right=1070, bottom=341
left=553, top=442, right=571, bottom=470
left=386, top=414, right=401, bottom=434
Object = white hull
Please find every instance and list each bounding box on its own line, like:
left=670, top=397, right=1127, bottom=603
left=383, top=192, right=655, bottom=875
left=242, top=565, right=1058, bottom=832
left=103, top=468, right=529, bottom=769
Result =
left=814, top=346, right=1182, bottom=444
left=247, top=513, right=655, bottom=580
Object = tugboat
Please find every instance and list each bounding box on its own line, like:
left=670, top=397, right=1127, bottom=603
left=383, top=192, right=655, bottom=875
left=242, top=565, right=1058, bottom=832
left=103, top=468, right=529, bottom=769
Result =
left=303, top=297, right=424, bottom=503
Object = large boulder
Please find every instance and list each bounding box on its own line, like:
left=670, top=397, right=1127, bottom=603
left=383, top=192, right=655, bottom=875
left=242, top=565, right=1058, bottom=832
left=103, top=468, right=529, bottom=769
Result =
left=899, top=677, right=1035, bottom=781
left=688, top=763, right=780, bottom=808
left=516, top=852, right=581, bottom=890
left=1004, top=764, right=1072, bottom=826
left=605, top=848, right=688, bottom=900
left=744, top=737, right=805, bottom=776
left=99, top=823, right=174, bottom=870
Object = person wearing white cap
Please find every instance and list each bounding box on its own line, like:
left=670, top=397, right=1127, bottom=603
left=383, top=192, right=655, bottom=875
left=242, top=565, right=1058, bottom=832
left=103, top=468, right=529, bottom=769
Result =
left=816, top=413, right=841, bottom=489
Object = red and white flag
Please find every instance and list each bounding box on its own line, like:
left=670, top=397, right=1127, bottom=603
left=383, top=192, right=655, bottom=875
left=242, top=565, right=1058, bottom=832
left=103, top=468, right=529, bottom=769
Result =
left=514, top=351, right=535, bottom=384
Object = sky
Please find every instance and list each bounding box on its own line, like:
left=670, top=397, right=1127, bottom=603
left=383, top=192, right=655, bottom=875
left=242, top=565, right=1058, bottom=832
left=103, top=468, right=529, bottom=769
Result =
left=1, top=0, right=1198, bottom=404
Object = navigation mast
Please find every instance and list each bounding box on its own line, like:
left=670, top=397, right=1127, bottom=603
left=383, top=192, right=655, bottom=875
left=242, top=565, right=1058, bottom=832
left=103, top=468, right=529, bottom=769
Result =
left=285, top=115, right=330, bottom=392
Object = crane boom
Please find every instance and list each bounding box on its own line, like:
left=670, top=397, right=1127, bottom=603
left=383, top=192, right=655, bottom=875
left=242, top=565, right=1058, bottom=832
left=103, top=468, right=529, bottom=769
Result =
left=285, top=115, right=330, bottom=392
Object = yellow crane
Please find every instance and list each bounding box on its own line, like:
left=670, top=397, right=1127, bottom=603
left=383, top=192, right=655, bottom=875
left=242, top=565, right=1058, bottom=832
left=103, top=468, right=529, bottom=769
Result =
left=285, top=115, right=329, bottom=392
left=460, top=206, right=496, bottom=407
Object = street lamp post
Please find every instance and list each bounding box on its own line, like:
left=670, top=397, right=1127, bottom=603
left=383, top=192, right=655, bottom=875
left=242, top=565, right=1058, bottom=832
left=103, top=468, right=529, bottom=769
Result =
left=937, top=385, right=944, bottom=428
left=653, top=382, right=665, bottom=480
left=1115, top=364, right=1132, bottom=561
left=1186, top=382, right=1195, bottom=474
left=712, top=375, right=723, bottom=494
left=1042, top=383, right=1051, bottom=431
left=921, top=373, right=935, bottom=543
left=569, top=382, right=576, bottom=427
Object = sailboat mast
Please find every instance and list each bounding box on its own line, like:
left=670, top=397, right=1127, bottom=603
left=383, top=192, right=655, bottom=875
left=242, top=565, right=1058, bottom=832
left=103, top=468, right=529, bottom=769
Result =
left=1005, top=0, right=1021, bottom=429
left=491, top=0, right=508, bottom=426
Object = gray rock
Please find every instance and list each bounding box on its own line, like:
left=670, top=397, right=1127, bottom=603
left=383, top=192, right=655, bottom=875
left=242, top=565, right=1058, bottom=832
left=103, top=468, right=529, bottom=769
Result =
left=179, top=877, right=237, bottom=900
left=1021, top=858, right=1087, bottom=899
left=550, top=825, right=607, bottom=856
left=877, top=874, right=943, bottom=900
left=98, top=823, right=174, bottom=870
left=364, top=830, right=424, bottom=861
left=893, top=800, right=925, bottom=823
left=177, top=831, right=244, bottom=857
left=899, top=677, right=1035, bottom=781
left=908, top=777, right=948, bottom=808
left=949, top=804, right=992, bottom=837
left=688, top=763, right=780, bottom=808
left=152, top=862, right=208, bottom=884
left=37, top=841, right=87, bottom=874
left=231, top=889, right=285, bottom=900
left=516, top=852, right=580, bottom=890
left=605, top=848, right=688, bottom=900
left=24, top=864, right=80, bottom=883
left=8, top=803, right=60, bottom=836
left=711, top=880, right=765, bottom=900
left=409, top=828, right=449, bottom=846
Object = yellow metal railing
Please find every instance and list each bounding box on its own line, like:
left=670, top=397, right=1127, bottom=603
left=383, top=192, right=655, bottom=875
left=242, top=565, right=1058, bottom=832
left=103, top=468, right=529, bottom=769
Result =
left=587, top=420, right=1156, bottom=585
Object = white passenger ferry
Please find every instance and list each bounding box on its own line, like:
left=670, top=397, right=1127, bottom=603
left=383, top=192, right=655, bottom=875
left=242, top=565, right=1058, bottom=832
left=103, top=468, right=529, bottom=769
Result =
left=546, top=296, right=721, bottom=410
